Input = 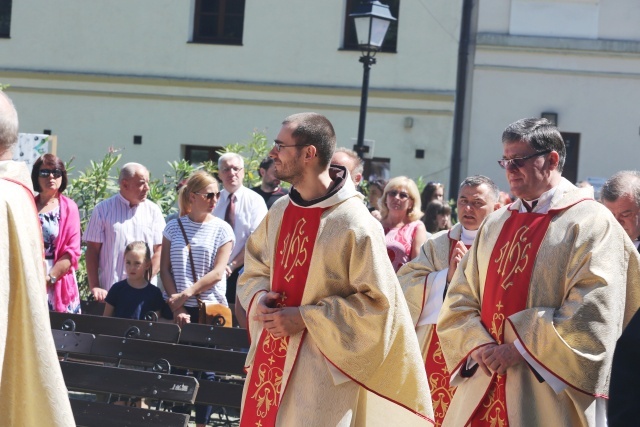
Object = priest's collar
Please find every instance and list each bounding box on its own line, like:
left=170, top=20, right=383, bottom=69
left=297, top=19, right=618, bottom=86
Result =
left=460, top=226, right=478, bottom=246
left=289, top=164, right=361, bottom=208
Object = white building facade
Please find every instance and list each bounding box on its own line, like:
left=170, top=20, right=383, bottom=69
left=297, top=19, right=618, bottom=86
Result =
left=0, top=0, right=463, bottom=185
left=460, top=0, right=640, bottom=194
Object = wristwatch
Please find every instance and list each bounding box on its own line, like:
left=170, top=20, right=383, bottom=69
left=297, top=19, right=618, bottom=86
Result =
left=49, top=275, right=57, bottom=285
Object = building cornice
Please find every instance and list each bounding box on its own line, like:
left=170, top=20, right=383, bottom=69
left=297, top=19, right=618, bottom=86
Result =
left=477, top=33, right=640, bottom=56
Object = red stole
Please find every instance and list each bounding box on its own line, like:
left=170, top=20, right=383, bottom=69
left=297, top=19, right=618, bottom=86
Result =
left=469, top=210, right=555, bottom=427
left=424, top=237, right=469, bottom=426
left=240, top=203, right=326, bottom=427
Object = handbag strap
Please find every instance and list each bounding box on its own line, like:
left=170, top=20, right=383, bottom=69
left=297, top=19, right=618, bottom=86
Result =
left=177, top=218, right=198, bottom=283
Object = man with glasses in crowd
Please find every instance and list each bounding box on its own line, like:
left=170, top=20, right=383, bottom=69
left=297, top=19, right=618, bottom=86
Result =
left=84, top=162, right=165, bottom=301
left=398, top=175, right=500, bottom=426
left=237, top=112, right=433, bottom=426
left=437, top=117, right=640, bottom=426
left=213, top=152, right=267, bottom=304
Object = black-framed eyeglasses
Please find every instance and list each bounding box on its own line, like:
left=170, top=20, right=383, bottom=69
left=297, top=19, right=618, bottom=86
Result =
left=193, top=191, right=221, bottom=201
left=39, top=169, right=63, bottom=178
left=273, top=141, right=311, bottom=152
left=387, top=190, right=410, bottom=200
left=497, top=150, right=552, bottom=170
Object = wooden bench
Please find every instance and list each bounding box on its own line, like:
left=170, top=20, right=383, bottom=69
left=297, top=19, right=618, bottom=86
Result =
left=50, top=311, right=181, bottom=343
left=52, top=330, right=197, bottom=427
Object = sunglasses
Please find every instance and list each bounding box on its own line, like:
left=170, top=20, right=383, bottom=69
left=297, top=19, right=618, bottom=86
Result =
left=498, top=150, right=552, bottom=170
left=193, top=191, right=221, bottom=201
left=387, top=190, right=410, bottom=200
left=39, top=169, right=63, bottom=178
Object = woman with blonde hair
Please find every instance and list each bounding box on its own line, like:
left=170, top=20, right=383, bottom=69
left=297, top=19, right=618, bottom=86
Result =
left=379, top=176, right=428, bottom=272
left=160, top=170, right=235, bottom=427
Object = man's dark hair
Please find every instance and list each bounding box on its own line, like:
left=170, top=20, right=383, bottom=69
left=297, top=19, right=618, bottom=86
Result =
left=601, top=170, right=640, bottom=207
left=459, top=175, right=499, bottom=203
left=282, top=112, right=336, bottom=168
left=258, top=157, right=274, bottom=177
left=502, top=118, right=566, bottom=173
left=31, top=153, right=68, bottom=193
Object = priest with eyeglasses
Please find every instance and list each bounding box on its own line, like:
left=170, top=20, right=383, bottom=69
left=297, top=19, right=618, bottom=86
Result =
left=436, top=117, right=640, bottom=427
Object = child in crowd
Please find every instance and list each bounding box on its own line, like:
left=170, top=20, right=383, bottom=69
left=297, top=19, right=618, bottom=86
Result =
left=103, top=241, right=165, bottom=319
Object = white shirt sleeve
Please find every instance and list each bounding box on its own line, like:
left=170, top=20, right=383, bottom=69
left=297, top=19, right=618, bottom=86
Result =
left=513, top=339, right=567, bottom=394
left=417, top=268, right=448, bottom=326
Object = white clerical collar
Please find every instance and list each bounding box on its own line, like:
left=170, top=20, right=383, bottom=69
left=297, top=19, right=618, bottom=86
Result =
left=460, top=226, right=477, bottom=246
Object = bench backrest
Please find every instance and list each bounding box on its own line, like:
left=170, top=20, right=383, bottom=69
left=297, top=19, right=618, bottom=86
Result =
left=50, top=311, right=180, bottom=343
left=178, top=323, right=250, bottom=350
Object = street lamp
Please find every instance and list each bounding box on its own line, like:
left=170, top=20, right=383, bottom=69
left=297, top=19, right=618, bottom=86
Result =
left=349, top=1, right=396, bottom=159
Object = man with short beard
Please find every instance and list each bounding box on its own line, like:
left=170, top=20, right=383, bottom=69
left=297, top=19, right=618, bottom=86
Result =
left=398, top=175, right=501, bottom=426
left=237, top=112, right=434, bottom=426
left=251, top=157, right=289, bottom=208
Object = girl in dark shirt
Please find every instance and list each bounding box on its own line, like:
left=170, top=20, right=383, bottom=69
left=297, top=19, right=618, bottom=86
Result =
left=104, top=241, right=164, bottom=319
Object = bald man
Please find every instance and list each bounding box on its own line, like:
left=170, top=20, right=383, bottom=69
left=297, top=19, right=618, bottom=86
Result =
left=84, top=162, right=165, bottom=301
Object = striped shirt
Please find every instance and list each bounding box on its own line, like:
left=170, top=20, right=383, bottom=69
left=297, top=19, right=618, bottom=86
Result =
left=83, top=193, right=165, bottom=290
left=163, top=216, right=234, bottom=307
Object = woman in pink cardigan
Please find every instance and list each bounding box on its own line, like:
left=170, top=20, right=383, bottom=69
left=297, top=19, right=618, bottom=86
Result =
left=31, top=154, right=81, bottom=313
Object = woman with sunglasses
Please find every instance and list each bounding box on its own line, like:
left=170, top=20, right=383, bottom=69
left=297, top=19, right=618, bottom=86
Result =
left=31, top=154, right=81, bottom=313
left=379, top=176, right=428, bottom=272
left=159, top=170, right=235, bottom=427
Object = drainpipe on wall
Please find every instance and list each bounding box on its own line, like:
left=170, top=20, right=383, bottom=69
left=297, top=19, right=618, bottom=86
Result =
left=449, top=0, right=477, bottom=199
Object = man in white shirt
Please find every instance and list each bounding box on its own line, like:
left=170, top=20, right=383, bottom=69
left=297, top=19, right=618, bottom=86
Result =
left=398, top=175, right=500, bottom=426
left=331, top=147, right=363, bottom=186
left=213, top=153, right=267, bottom=303
left=601, top=170, right=640, bottom=250
left=84, top=162, right=165, bottom=301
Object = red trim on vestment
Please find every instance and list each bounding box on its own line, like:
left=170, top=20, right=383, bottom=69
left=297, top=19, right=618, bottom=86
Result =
left=507, top=318, right=609, bottom=398
left=321, top=352, right=435, bottom=425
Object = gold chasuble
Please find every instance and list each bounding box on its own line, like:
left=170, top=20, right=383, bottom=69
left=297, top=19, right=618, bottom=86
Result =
left=0, top=161, right=76, bottom=426
left=238, top=167, right=434, bottom=427
left=471, top=210, right=555, bottom=426
left=240, top=204, right=326, bottom=426
left=437, top=178, right=640, bottom=427
left=399, top=223, right=468, bottom=426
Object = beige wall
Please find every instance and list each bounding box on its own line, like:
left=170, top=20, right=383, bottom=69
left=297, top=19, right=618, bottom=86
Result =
left=1, top=1, right=463, bottom=184
left=463, top=0, right=640, bottom=195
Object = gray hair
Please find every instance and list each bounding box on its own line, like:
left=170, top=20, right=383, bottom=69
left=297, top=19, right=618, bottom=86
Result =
left=334, top=147, right=364, bottom=177
left=119, top=162, right=147, bottom=184
left=459, top=175, right=499, bottom=203
left=0, top=91, right=19, bottom=153
left=218, top=152, right=244, bottom=169
left=601, top=170, right=640, bottom=207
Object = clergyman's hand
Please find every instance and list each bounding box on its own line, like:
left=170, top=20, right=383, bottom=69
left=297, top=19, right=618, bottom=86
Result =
left=482, top=343, right=523, bottom=375
left=447, top=241, right=469, bottom=283
left=255, top=307, right=306, bottom=338
left=470, top=344, right=497, bottom=377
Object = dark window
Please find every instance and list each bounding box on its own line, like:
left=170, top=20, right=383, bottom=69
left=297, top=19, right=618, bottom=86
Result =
left=343, top=0, right=399, bottom=53
left=193, top=0, right=245, bottom=45
left=185, top=145, right=224, bottom=165
left=561, top=132, right=580, bottom=185
left=0, top=0, right=12, bottom=38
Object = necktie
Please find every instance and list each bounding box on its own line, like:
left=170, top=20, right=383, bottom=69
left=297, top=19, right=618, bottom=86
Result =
left=225, top=193, right=235, bottom=229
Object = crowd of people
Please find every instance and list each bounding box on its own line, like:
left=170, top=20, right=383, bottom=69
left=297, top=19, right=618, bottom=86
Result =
left=2, top=87, right=640, bottom=426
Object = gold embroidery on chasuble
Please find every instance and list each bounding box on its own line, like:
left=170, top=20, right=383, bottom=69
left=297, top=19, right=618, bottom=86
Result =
left=240, top=204, right=326, bottom=427
left=470, top=211, right=555, bottom=427
left=426, top=237, right=468, bottom=426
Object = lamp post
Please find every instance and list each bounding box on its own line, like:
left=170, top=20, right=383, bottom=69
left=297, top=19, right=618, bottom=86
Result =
left=349, top=1, right=396, bottom=159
